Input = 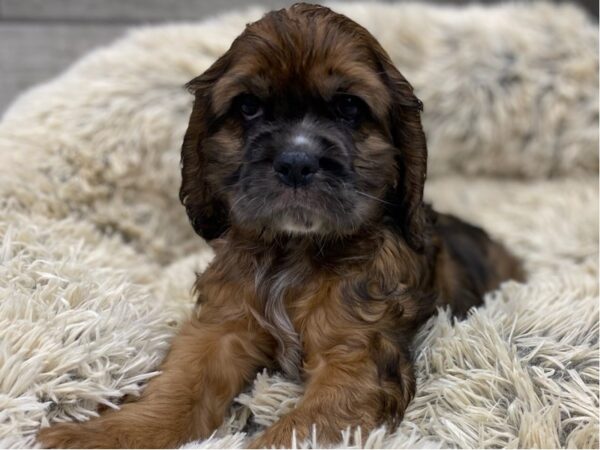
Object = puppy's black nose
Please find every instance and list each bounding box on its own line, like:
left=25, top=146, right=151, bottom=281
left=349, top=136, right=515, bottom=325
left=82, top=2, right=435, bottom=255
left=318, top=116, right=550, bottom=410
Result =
left=273, top=151, right=319, bottom=187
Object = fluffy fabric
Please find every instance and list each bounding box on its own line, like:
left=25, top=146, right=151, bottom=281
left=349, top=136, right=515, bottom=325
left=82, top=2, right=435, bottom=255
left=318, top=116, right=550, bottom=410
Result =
left=0, top=1, right=597, bottom=448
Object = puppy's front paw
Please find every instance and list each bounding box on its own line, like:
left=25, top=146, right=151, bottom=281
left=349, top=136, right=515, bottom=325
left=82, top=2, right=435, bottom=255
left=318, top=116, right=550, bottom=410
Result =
left=248, top=414, right=312, bottom=449
left=38, top=415, right=182, bottom=449
left=37, top=422, right=108, bottom=449
left=248, top=411, right=354, bottom=449
left=249, top=429, right=298, bottom=449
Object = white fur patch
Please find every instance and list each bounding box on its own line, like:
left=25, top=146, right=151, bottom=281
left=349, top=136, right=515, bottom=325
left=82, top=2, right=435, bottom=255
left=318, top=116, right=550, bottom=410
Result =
left=292, top=134, right=311, bottom=147
left=279, top=218, right=322, bottom=234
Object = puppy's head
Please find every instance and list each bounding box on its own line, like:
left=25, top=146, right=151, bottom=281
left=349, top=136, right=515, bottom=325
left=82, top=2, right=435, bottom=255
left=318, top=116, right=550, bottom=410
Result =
left=180, top=3, right=427, bottom=249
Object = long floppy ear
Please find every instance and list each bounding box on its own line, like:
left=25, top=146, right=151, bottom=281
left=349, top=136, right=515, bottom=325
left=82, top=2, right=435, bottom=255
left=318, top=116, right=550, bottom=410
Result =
left=376, top=50, right=428, bottom=252
left=179, top=54, right=232, bottom=241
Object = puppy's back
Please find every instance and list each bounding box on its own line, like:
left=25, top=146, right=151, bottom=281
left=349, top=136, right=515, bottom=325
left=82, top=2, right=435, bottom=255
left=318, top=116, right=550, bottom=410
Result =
left=433, top=212, right=524, bottom=317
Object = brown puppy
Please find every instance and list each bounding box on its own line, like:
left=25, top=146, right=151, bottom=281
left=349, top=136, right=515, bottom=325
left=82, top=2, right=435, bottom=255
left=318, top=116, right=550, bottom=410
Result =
left=38, top=3, right=523, bottom=448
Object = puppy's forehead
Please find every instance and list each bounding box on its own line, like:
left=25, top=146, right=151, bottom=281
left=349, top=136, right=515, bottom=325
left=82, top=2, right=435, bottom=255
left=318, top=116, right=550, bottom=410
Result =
left=211, top=6, right=391, bottom=118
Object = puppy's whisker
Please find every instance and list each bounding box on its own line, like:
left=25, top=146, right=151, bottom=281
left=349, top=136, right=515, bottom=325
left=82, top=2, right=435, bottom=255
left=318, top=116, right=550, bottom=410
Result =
left=230, top=193, right=251, bottom=210
left=244, top=157, right=273, bottom=165
left=211, top=184, right=235, bottom=196
left=354, top=190, right=397, bottom=206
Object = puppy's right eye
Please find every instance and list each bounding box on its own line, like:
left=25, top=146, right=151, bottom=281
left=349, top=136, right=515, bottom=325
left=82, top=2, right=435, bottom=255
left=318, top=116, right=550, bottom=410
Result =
left=331, top=94, right=366, bottom=125
left=238, top=95, right=263, bottom=120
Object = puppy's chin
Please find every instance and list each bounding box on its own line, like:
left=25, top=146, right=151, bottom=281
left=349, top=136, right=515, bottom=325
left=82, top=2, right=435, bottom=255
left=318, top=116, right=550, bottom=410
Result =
left=276, top=215, right=323, bottom=235
left=232, top=205, right=326, bottom=237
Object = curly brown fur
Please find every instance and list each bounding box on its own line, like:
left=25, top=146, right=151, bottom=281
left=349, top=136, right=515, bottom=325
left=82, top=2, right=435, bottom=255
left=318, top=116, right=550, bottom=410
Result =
left=38, top=3, right=523, bottom=449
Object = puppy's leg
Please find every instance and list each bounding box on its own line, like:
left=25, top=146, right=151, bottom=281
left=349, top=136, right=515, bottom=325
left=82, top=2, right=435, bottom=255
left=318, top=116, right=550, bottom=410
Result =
left=38, top=314, right=274, bottom=448
left=249, top=343, right=414, bottom=448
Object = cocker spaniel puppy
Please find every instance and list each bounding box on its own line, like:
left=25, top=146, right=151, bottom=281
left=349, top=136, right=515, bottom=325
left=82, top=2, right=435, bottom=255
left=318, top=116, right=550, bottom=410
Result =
left=39, top=3, right=522, bottom=448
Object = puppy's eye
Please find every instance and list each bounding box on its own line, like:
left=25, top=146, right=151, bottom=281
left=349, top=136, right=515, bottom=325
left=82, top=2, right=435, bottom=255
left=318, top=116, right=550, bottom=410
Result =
left=238, top=94, right=263, bottom=120
left=332, top=94, right=364, bottom=123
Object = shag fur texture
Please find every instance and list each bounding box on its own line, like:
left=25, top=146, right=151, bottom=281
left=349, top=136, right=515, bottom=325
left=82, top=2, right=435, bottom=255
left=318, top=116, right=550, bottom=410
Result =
left=0, top=1, right=597, bottom=448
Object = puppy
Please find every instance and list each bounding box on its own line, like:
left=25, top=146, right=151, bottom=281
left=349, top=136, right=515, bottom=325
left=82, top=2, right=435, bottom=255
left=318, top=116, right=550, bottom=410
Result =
left=38, top=3, right=523, bottom=448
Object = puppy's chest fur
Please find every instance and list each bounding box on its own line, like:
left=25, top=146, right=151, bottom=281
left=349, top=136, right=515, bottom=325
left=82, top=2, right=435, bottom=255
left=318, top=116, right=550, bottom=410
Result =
left=195, top=228, right=436, bottom=378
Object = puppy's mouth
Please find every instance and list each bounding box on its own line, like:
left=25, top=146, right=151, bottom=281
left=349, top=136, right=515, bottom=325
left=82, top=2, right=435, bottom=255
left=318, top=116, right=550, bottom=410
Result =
left=264, top=186, right=326, bottom=234
left=229, top=184, right=330, bottom=236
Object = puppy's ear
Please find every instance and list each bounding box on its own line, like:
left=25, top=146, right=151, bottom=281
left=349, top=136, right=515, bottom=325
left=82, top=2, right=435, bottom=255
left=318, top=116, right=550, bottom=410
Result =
left=376, top=51, right=428, bottom=252
left=180, top=54, right=231, bottom=240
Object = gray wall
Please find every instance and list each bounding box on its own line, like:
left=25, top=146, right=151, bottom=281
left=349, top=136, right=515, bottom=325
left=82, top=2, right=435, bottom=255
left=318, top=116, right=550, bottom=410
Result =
left=0, top=0, right=597, bottom=114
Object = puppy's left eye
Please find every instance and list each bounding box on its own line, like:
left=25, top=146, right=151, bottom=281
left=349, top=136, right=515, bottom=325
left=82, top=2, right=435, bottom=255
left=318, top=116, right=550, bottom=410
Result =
left=238, top=94, right=263, bottom=120
left=332, top=94, right=365, bottom=123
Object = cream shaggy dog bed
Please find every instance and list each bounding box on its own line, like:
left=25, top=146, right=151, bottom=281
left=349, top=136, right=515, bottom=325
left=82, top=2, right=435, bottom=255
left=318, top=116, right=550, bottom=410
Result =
left=0, top=2, right=598, bottom=448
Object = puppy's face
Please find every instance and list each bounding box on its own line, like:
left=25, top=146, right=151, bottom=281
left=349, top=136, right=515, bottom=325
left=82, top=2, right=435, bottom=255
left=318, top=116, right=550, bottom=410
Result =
left=206, top=29, right=396, bottom=237
left=181, top=4, right=427, bottom=248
